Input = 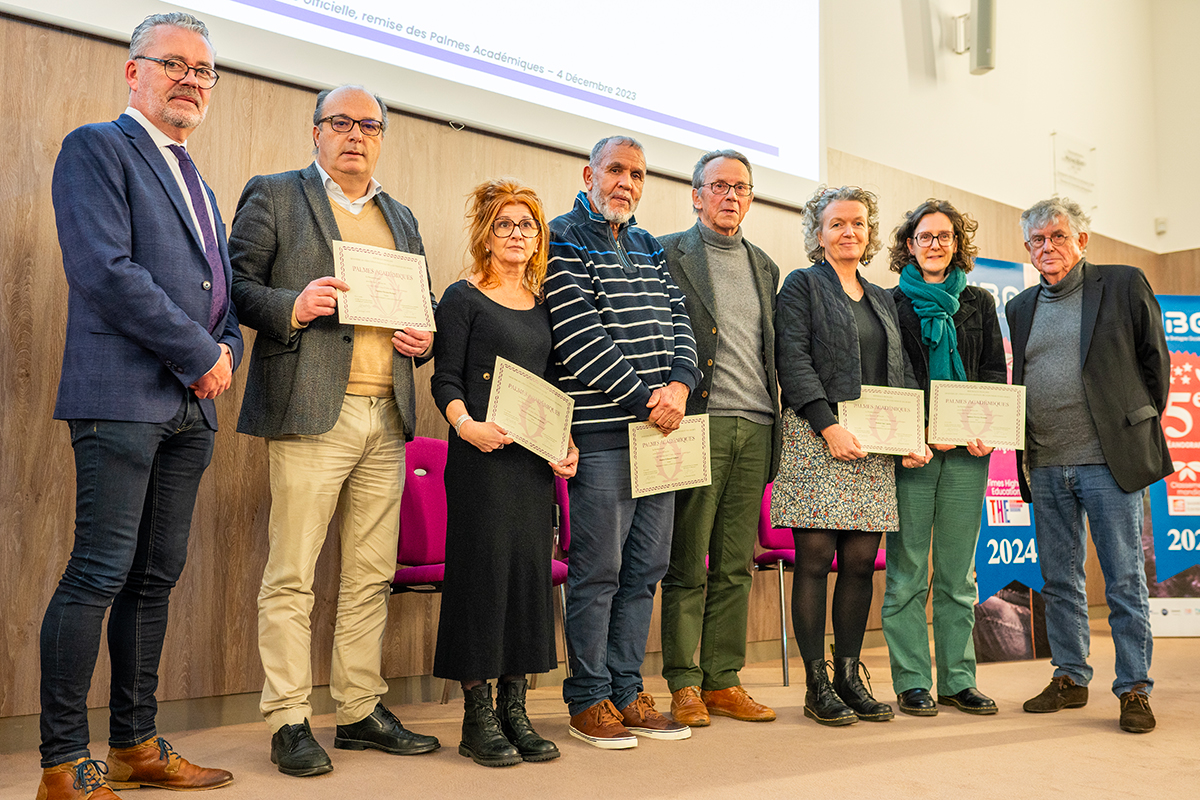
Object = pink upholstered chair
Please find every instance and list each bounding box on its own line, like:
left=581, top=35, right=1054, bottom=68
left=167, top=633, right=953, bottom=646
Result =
left=754, top=482, right=886, bottom=686
left=391, top=436, right=448, bottom=594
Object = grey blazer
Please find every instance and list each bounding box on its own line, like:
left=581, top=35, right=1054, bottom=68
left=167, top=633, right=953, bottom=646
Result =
left=659, top=222, right=782, bottom=479
left=229, top=164, right=433, bottom=439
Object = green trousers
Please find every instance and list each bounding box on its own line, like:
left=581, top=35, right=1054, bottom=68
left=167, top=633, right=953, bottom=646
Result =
left=882, top=447, right=990, bottom=695
left=661, top=416, right=772, bottom=692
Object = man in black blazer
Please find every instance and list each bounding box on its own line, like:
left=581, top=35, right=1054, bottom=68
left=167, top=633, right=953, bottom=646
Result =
left=658, top=151, right=781, bottom=726
left=1006, top=197, right=1171, bottom=734
left=230, top=85, right=437, bottom=777
left=38, top=13, right=239, bottom=799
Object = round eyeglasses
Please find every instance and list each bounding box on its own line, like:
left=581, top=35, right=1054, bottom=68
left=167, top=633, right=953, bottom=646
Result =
left=1027, top=232, right=1071, bottom=249
left=133, top=56, right=219, bottom=89
left=492, top=218, right=540, bottom=238
left=913, top=231, right=954, bottom=247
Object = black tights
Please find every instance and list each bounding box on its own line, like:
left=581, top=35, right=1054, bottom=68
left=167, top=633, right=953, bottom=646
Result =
left=791, top=529, right=882, bottom=662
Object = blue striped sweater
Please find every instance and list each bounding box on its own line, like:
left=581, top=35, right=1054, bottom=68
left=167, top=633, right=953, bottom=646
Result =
left=546, top=192, right=701, bottom=452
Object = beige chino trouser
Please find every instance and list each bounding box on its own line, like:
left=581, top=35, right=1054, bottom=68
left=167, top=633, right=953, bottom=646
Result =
left=257, top=395, right=405, bottom=731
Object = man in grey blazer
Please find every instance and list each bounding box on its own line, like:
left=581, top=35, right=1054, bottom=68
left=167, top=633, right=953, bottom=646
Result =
left=658, top=150, right=782, bottom=726
left=230, top=85, right=438, bottom=777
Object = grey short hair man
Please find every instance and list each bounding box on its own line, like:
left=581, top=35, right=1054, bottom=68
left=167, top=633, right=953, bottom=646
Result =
left=1006, top=196, right=1171, bottom=733
left=230, top=84, right=439, bottom=776
left=657, top=149, right=782, bottom=726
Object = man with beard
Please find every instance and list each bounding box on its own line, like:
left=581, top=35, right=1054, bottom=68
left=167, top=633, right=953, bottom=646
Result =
left=545, top=136, right=701, bottom=748
left=38, top=12, right=241, bottom=799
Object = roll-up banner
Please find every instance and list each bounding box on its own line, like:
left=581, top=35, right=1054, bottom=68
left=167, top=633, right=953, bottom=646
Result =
left=1147, top=295, right=1200, bottom=636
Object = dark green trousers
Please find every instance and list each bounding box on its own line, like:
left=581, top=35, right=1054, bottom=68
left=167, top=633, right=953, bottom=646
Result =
left=661, top=416, right=772, bottom=692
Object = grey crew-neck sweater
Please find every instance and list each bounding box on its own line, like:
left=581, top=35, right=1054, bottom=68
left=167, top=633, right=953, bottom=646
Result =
left=697, top=222, right=774, bottom=425
left=1024, top=262, right=1106, bottom=468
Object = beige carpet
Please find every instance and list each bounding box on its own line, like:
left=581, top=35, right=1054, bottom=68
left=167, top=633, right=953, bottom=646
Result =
left=3, top=618, right=1196, bottom=800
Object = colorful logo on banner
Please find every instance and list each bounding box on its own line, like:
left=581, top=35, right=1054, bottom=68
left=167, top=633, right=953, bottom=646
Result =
left=1149, top=296, right=1200, bottom=582
left=970, top=257, right=1042, bottom=601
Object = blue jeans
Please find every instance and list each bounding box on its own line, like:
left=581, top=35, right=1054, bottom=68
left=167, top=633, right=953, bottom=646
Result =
left=1029, top=464, right=1153, bottom=697
left=563, top=447, right=674, bottom=717
left=39, top=396, right=214, bottom=766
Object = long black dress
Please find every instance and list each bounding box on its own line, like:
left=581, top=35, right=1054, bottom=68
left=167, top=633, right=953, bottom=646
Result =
left=431, top=280, right=557, bottom=680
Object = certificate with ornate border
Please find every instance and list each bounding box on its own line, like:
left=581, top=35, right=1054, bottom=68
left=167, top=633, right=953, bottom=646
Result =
left=333, top=240, right=436, bottom=331
left=628, top=414, right=712, bottom=498
left=929, top=380, right=1026, bottom=450
left=485, top=357, right=574, bottom=462
left=837, top=386, right=925, bottom=456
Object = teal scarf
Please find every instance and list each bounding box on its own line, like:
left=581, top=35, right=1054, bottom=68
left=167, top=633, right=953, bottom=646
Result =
left=899, top=264, right=966, bottom=381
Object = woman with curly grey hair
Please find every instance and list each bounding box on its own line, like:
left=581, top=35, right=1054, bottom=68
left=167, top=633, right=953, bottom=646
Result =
left=880, top=199, right=1006, bottom=718
left=772, top=185, right=929, bottom=727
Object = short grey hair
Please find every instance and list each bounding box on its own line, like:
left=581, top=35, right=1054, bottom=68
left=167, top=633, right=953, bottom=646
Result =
left=801, top=185, right=883, bottom=265
left=1020, top=197, right=1091, bottom=241
left=129, top=13, right=211, bottom=60
left=589, top=135, right=644, bottom=170
left=691, top=149, right=753, bottom=190
left=313, top=85, right=390, bottom=135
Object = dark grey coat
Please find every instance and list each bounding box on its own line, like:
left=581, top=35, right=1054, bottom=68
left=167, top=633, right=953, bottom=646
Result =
left=660, top=222, right=782, bottom=479
left=229, top=164, right=433, bottom=439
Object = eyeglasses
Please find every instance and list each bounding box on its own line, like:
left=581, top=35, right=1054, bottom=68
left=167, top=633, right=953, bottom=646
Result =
left=317, top=115, right=384, bottom=137
left=913, top=231, right=954, bottom=247
left=701, top=181, right=753, bottom=197
left=1027, top=232, right=1072, bottom=249
left=492, top=218, right=540, bottom=238
left=133, top=56, right=219, bottom=89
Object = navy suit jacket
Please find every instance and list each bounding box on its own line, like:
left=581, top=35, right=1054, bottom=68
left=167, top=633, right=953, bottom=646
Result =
left=51, top=113, right=243, bottom=428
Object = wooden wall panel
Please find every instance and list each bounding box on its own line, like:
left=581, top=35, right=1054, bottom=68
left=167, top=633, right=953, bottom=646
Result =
left=3, top=15, right=1193, bottom=721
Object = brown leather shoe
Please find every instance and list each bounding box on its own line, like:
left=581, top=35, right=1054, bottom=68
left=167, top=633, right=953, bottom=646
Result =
left=670, top=686, right=710, bottom=727
left=37, top=759, right=121, bottom=800
left=106, top=738, right=232, bottom=791
left=1023, top=675, right=1088, bottom=713
left=569, top=700, right=638, bottom=750
left=701, top=685, right=777, bottom=722
left=619, top=692, right=691, bottom=739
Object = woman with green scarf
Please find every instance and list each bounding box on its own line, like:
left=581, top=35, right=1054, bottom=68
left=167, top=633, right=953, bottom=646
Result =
left=881, top=199, right=1006, bottom=718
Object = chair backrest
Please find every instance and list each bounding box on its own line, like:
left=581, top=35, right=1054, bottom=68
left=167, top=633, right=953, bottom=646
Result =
left=398, top=437, right=449, bottom=566
left=554, top=476, right=571, bottom=554
left=758, top=482, right=793, bottom=550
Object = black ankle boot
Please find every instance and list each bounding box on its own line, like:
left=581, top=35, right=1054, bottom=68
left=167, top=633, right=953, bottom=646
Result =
left=831, top=656, right=894, bottom=721
left=496, top=678, right=560, bottom=762
left=460, top=684, right=522, bottom=767
left=803, top=659, right=857, bottom=726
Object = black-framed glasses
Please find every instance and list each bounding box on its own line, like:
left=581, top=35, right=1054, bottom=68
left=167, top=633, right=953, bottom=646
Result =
left=317, top=115, right=384, bottom=137
left=492, top=218, right=540, bottom=238
left=133, top=56, right=219, bottom=89
left=913, top=231, right=954, bottom=247
left=1027, top=232, right=1072, bottom=249
left=701, top=180, right=753, bottom=197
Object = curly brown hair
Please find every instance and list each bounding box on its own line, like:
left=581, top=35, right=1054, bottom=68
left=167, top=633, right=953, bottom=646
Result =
left=887, top=198, right=979, bottom=274
left=801, top=185, right=882, bottom=266
left=465, top=178, right=548, bottom=297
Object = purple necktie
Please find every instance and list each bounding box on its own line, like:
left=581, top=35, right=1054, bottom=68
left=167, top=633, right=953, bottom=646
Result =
left=167, top=144, right=227, bottom=333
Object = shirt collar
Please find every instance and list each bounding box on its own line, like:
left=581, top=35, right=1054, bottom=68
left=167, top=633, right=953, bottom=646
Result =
left=314, top=161, right=383, bottom=206
left=124, top=107, right=180, bottom=150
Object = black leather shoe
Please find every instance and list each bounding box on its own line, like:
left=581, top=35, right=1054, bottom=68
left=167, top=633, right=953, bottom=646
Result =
left=460, top=684, right=522, bottom=767
left=334, top=702, right=440, bottom=755
left=938, top=687, right=998, bottom=715
left=271, top=720, right=333, bottom=777
left=831, top=657, right=894, bottom=722
left=897, top=688, right=938, bottom=717
left=803, top=659, right=857, bottom=727
left=496, top=678, right=560, bottom=762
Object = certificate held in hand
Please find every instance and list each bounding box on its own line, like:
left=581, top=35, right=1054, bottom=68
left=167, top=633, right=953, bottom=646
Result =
left=332, top=240, right=436, bottom=331
left=628, top=414, right=712, bottom=498
left=837, top=386, right=925, bottom=456
left=485, top=357, right=575, bottom=462
left=928, top=380, right=1026, bottom=450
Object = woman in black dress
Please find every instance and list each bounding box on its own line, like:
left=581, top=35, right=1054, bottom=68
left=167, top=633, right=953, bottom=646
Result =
left=431, top=178, right=578, bottom=767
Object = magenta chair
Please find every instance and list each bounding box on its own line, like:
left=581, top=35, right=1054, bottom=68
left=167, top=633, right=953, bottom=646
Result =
left=754, top=482, right=886, bottom=687
left=391, top=436, right=448, bottom=594
left=551, top=477, right=572, bottom=680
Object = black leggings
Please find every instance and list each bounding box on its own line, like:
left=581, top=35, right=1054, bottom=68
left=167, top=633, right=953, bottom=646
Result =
left=791, top=529, right=882, bottom=662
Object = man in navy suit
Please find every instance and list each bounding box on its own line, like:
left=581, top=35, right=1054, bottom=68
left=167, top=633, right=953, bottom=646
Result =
left=37, top=13, right=241, bottom=800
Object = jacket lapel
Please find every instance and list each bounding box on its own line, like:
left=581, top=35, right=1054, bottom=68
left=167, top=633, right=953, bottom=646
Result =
left=117, top=114, right=206, bottom=256
left=674, top=224, right=717, bottom=320
left=299, top=163, right=341, bottom=249
left=1079, top=261, right=1102, bottom=366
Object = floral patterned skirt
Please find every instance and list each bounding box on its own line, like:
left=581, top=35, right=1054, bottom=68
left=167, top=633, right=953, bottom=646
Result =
left=770, top=408, right=898, bottom=532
